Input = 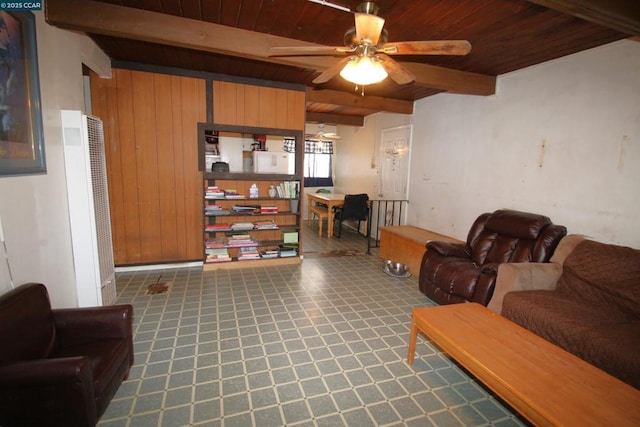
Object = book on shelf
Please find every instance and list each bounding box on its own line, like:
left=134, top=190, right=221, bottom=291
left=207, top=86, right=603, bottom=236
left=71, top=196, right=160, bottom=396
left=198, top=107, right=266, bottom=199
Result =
left=205, top=188, right=225, bottom=199
left=205, top=237, right=225, bottom=248
left=205, top=223, right=231, bottom=232
left=260, top=249, right=279, bottom=259
left=205, top=247, right=231, bottom=263
left=260, top=206, right=278, bottom=214
left=283, top=231, right=299, bottom=244
left=227, top=234, right=257, bottom=247
left=276, top=181, right=300, bottom=199
left=254, top=220, right=278, bottom=230
left=238, top=246, right=261, bottom=260
left=224, top=189, right=245, bottom=199
left=230, top=221, right=255, bottom=231
left=231, top=205, right=260, bottom=214
left=205, top=205, right=230, bottom=216
left=206, top=210, right=230, bottom=216
left=279, top=247, right=297, bottom=257
left=206, top=255, right=232, bottom=263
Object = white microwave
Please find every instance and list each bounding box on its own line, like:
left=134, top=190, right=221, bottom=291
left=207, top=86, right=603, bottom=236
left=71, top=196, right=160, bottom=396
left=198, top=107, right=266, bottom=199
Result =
left=252, top=151, right=293, bottom=174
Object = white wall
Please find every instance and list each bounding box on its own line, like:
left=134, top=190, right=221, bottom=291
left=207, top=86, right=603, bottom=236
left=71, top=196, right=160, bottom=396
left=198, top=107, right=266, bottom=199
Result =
left=0, top=13, right=110, bottom=306
left=407, top=39, right=640, bottom=247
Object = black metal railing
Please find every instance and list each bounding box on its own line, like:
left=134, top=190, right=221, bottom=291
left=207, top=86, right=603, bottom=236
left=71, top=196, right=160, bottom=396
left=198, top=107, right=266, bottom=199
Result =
left=367, top=199, right=409, bottom=254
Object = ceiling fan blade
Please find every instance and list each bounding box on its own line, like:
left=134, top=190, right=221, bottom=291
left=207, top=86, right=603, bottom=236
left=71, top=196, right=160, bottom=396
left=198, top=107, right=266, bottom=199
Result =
left=322, top=133, right=341, bottom=140
left=354, top=13, right=385, bottom=46
left=380, top=40, right=472, bottom=55
left=312, top=56, right=353, bottom=84
left=269, top=45, right=354, bottom=56
left=377, top=54, right=415, bottom=85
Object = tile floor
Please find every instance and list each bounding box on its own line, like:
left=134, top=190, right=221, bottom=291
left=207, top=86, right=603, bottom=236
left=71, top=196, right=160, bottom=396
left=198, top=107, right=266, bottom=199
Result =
left=99, top=221, right=525, bottom=426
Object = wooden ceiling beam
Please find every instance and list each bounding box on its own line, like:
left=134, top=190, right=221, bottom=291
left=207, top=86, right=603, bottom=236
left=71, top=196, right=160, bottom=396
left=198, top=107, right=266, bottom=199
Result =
left=306, top=89, right=414, bottom=114
left=526, top=0, right=640, bottom=35
left=306, top=112, right=364, bottom=127
left=45, top=0, right=496, bottom=96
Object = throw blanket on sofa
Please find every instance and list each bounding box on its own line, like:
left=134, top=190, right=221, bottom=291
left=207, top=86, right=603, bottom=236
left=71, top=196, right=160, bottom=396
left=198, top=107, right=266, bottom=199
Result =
left=502, top=239, right=640, bottom=389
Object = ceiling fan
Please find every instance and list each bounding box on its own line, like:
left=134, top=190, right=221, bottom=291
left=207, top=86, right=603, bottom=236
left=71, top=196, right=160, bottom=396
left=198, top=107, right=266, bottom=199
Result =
left=270, top=1, right=471, bottom=86
left=306, top=123, right=341, bottom=141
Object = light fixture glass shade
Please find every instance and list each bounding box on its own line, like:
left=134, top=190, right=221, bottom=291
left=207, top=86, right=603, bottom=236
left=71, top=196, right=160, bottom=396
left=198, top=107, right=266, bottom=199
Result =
left=354, top=13, right=385, bottom=45
left=340, top=56, right=388, bottom=86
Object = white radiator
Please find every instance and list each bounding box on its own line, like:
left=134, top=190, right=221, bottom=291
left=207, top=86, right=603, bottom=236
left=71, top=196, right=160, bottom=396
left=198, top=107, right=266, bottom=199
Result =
left=61, top=110, right=116, bottom=306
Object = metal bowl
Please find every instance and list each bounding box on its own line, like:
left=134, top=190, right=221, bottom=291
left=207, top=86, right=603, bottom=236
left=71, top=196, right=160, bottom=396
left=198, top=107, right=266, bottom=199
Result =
left=383, top=260, right=411, bottom=278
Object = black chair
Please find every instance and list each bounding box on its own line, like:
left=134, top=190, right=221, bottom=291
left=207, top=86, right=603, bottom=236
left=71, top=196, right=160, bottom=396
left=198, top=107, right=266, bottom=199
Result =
left=332, top=193, right=369, bottom=238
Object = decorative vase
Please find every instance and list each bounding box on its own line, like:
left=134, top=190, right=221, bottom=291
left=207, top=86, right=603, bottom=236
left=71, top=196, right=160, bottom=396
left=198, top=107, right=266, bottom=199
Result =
left=268, top=185, right=277, bottom=198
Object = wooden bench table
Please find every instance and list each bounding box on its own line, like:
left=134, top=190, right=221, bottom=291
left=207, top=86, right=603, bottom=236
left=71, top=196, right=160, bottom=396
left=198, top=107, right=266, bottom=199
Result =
left=379, top=226, right=462, bottom=275
left=407, top=303, right=640, bottom=426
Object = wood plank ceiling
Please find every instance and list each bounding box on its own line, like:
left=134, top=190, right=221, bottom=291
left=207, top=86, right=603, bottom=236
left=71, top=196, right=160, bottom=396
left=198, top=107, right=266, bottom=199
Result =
left=46, top=0, right=638, bottom=125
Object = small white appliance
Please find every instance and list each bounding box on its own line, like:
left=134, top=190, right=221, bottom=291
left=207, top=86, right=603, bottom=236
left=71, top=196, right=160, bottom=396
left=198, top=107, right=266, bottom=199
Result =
left=253, top=151, right=293, bottom=174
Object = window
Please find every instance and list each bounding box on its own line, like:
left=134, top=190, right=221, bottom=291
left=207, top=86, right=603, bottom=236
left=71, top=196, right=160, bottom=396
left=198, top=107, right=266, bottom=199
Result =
left=284, top=138, right=334, bottom=187
left=304, top=152, right=333, bottom=187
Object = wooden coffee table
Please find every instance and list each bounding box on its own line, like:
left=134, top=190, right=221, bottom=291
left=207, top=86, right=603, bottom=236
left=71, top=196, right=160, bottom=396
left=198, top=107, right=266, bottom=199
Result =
left=407, top=303, right=640, bottom=426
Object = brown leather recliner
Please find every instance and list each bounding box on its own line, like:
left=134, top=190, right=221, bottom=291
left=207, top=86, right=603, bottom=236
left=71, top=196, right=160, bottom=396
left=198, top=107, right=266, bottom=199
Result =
left=0, top=283, right=134, bottom=427
left=419, top=209, right=567, bottom=306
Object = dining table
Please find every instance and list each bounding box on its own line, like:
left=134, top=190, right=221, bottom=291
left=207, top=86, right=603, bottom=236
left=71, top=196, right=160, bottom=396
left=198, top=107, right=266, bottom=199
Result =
left=306, top=193, right=345, bottom=238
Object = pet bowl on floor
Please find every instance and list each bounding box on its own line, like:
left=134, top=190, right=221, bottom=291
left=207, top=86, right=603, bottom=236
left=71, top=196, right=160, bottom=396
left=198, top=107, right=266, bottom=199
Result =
left=383, top=260, right=411, bottom=278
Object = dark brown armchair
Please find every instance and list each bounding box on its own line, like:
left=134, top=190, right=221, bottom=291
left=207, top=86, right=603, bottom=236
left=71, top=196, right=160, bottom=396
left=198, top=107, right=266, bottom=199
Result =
left=0, top=283, right=134, bottom=427
left=419, top=209, right=567, bottom=306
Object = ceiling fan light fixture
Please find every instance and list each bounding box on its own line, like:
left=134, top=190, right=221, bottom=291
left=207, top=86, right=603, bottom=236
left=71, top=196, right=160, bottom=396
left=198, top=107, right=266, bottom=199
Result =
left=340, top=55, right=388, bottom=86
left=354, top=13, right=385, bottom=45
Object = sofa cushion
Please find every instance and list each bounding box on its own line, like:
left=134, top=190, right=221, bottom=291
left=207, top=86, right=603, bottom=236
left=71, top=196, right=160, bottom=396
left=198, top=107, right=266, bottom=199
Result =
left=502, top=290, right=640, bottom=389
left=557, top=240, right=640, bottom=318
left=0, top=283, right=56, bottom=364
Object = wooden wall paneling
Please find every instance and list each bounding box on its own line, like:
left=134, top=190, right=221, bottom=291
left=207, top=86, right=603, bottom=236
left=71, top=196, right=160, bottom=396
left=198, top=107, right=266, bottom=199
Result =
left=90, top=71, right=129, bottom=265
left=179, top=76, right=206, bottom=260
left=153, top=73, right=180, bottom=261
left=92, top=68, right=206, bottom=265
left=275, top=89, right=290, bottom=130
left=243, top=84, right=260, bottom=127
left=131, top=71, right=163, bottom=262
left=259, top=86, right=277, bottom=128
left=287, top=90, right=305, bottom=130
left=170, top=75, right=188, bottom=259
left=213, top=81, right=237, bottom=125
left=114, top=69, right=143, bottom=264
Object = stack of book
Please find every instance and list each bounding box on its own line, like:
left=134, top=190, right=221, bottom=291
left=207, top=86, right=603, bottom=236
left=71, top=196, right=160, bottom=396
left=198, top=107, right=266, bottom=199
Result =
left=260, top=206, right=278, bottom=214
left=231, top=205, right=260, bottom=215
left=279, top=247, right=297, bottom=257
left=224, top=189, right=245, bottom=199
left=260, top=249, right=279, bottom=259
left=205, top=237, right=225, bottom=249
left=238, top=246, right=260, bottom=260
left=204, top=205, right=229, bottom=216
left=205, top=186, right=225, bottom=199
left=230, top=222, right=255, bottom=231
left=254, top=220, right=278, bottom=230
left=205, top=223, right=231, bottom=232
left=227, top=234, right=256, bottom=247
left=205, top=247, right=231, bottom=263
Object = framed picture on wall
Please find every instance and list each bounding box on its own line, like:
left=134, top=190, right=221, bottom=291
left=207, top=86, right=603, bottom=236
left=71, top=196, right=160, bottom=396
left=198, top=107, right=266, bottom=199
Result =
left=0, top=11, right=45, bottom=176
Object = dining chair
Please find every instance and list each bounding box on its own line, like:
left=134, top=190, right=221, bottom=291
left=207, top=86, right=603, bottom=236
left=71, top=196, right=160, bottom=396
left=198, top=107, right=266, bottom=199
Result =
left=332, top=193, right=369, bottom=238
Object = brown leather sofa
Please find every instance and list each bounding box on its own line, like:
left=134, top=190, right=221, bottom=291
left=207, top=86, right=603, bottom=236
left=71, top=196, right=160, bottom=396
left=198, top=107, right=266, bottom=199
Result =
left=419, top=209, right=566, bottom=305
left=0, top=283, right=134, bottom=427
left=495, top=235, right=640, bottom=389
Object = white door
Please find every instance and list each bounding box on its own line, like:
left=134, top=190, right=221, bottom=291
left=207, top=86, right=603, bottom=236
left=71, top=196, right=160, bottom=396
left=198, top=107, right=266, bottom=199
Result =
left=379, top=125, right=411, bottom=200
left=376, top=125, right=412, bottom=228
